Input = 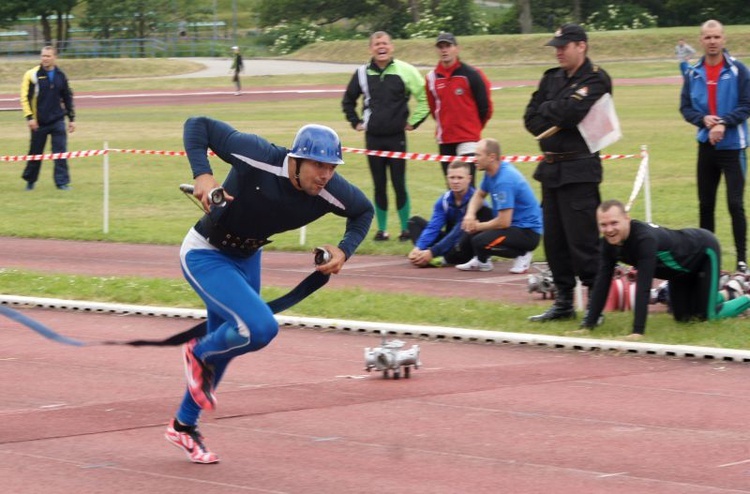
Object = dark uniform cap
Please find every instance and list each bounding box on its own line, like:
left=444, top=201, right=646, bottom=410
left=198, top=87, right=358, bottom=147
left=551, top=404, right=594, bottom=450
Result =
left=435, top=32, right=457, bottom=46
left=545, top=24, right=588, bottom=47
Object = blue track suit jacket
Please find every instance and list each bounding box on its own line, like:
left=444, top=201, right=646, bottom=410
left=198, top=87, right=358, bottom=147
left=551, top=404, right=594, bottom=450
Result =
left=680, top=50, right=750, bottom=150
left=416, top=187, right=477, bottom=256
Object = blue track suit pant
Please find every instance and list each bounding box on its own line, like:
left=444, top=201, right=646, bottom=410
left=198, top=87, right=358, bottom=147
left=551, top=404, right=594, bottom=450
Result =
left=175, top=228, right=279, bottom=425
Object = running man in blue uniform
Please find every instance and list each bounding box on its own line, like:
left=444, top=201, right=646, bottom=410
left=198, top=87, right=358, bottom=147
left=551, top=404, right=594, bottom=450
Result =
left=165, top=117, right=374, bottom=463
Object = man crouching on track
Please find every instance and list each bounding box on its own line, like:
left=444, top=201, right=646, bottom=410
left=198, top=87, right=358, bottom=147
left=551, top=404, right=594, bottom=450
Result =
left=165, top=117, right=374, bottom=463
left=580, top=199, right=750, bottom=341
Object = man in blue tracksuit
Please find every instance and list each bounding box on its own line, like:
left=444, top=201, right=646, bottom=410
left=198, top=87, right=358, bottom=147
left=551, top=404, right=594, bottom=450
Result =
left=407, top=160, right=491, bottom=267
left=680, top=19, right=750, bottom=272
left=165, top=117, right=373, bottom=464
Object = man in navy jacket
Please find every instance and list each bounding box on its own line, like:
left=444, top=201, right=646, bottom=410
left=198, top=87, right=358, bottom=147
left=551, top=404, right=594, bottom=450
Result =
left=407, top=160, right=490, bottom=267
left=680, top=19, right=750, bottom=273
left=166, top=118, right=373, bottom=464
left=20, top=46, right=76, bottom=190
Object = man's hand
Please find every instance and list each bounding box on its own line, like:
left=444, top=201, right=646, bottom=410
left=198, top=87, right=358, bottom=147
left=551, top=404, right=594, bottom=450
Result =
left=709, top=125, right=725, bottom=145
left=27, top=119, right=39, bottom=131
left=703, top=114, right=722, bottom=128
left=68, top=121, right=76, bottom=134
left=314, top=244, right=346, bottom=275
left=194, top=173, right=233, bottom=213
left=462, top=216, right=479, bottom=233
left=707, top=117, right=726, bottom=145
left=408, top=248, right=433, bottom=267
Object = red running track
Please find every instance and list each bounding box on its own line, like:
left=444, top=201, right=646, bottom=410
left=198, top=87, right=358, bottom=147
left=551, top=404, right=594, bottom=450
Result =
left=0, top=237, right=536, bottom=304
left=0, top=76, right=683, bottom=111
left=3, top=307, right=750, bottom=493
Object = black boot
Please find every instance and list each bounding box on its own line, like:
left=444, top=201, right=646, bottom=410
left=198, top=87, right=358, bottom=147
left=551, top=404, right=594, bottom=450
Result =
left=529, top=291, right=575, bottom=322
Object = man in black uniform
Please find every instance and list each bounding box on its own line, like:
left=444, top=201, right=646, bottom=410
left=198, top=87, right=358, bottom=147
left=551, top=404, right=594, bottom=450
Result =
left=581, top=199, right=750, bottom=339
left=524, top=24, right=612, bottom=322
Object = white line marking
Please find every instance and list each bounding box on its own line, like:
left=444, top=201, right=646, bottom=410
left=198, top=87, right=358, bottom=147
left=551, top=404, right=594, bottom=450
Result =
left=597, top=472, right=629, bottom=478
left=39, top=403, right=66, bottom=409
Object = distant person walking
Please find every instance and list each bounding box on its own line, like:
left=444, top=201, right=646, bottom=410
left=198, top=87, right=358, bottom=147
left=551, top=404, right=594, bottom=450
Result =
left=230, top=46, right=244, bottom=95
left=342, top=31, right=429, bottom=242
left=675, top=38, right=696, bottom=75
left=679, top=19, right=750, bottom=273
left=20, top=45, right=76, bottom=191
left=425, top=32, right=493, bottom=187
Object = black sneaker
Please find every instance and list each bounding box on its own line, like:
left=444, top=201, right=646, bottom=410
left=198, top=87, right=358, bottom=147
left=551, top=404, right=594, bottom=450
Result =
left=398, top=230, right=411, bottom=242
left=373, top=230, right=390, bottom=241
left=737, top=261, right=747, bottom=273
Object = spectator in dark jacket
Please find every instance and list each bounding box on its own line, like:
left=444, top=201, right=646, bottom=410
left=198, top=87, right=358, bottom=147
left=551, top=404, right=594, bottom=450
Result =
left=524, top=24, right=612, bottom=322
left=20, top=45, right=76, bottom=191
left=342, top=31, right=429, bottom=242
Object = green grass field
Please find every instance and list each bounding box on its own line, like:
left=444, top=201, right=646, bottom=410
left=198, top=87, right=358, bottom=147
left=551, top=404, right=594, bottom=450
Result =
left=1, top=28, right=749, bottom=348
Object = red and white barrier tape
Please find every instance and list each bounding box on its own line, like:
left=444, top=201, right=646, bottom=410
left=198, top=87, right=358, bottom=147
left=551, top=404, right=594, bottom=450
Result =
left=111, top=148, right=184, bottom=156
left=625, top=149, right=650, bottom=212
left=1, top=147, right=638, bottom=163
left=0, top=149, right=108, bottom=162
left=342, top=146, right=637, bottom=163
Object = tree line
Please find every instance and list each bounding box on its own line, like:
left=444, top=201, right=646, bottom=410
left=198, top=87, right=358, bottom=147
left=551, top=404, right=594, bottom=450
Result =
left=2, top=0, right=749, bottom=53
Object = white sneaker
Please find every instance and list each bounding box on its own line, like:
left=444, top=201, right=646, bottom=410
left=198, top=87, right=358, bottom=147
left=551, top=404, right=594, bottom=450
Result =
left=456, top=256, right=494, bottom=272
left=509, top=252, right=533, bottom=274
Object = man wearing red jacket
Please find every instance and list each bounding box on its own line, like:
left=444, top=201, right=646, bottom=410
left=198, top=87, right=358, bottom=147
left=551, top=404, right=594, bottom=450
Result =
left=426, top=32, right=493, bottom=187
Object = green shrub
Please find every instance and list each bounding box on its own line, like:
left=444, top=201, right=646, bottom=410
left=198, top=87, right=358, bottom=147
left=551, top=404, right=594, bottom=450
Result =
left=585, top=3, right=658, bottom=31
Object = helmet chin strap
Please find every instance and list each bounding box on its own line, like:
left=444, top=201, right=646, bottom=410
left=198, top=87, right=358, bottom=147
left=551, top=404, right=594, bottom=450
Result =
left=292, top=157, right=302, bottom=189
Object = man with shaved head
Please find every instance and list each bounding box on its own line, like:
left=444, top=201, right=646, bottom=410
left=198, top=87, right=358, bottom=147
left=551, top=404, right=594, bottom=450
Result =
left=680, top=19, right=750, bottom=274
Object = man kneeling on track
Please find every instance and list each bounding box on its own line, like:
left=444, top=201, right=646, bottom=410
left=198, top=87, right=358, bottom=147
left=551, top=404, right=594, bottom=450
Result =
left=580, top=199, right=750, bottom=340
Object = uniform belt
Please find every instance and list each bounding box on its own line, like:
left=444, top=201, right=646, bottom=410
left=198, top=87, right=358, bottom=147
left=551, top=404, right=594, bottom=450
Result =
left=195, top=216, right=271, bottom=258
left=543, top=151, right=595, bottom=163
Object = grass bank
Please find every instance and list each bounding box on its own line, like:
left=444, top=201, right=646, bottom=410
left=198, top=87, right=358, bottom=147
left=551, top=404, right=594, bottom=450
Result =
left=1, top=27, right=749, bottom=347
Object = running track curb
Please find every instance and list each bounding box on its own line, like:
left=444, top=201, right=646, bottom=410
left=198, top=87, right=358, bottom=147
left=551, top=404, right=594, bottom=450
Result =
left=3, top=294, right=749, bottom=363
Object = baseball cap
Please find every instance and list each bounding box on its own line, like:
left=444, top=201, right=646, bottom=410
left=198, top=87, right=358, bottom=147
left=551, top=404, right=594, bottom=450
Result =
left=545, top=24, right=588, bottom=47
left=435, top=32, right=457, bottom=46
